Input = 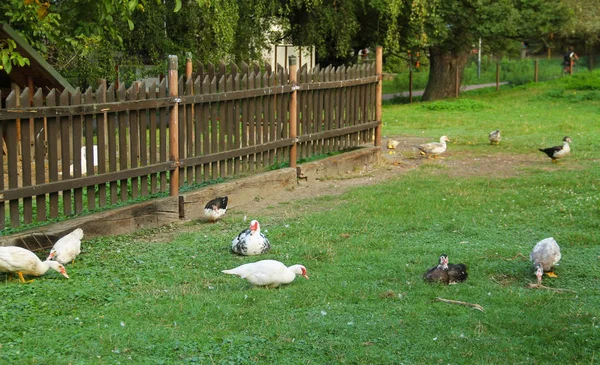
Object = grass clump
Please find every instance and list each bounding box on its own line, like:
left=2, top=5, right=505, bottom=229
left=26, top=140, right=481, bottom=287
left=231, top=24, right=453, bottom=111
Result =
left=419, top=98, right=488, bottom=111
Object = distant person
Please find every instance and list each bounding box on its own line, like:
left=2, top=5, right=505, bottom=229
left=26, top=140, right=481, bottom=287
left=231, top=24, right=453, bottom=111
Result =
left=563, top=46, right=578, bottom=73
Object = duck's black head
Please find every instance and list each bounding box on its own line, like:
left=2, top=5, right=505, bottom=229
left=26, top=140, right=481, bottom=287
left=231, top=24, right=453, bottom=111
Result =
left=439, top=254, right=449, bottom=268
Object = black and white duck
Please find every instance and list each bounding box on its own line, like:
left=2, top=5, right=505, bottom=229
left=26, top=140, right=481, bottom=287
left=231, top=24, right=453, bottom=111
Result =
left=539, top=136, right=572, bottom=163
left=423, top=254, right=449, bottom=284
left=204, top=196, right=228, bottom=222
left=231, top=220, right=271, bottom=256
left=530, top=237, right=561, bottom=285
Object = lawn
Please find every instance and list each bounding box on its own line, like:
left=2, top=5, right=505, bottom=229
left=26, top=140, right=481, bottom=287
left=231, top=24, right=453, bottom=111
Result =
left=2, top=72, right=600, bottom=364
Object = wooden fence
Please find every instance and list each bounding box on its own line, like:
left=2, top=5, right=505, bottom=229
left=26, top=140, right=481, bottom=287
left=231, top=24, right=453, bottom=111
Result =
left=0, top=48, right=382, bottom=231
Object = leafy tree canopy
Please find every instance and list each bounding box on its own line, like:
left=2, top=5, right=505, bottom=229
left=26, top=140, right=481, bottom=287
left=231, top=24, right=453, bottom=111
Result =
left=1, top=0, right=598, bottom=97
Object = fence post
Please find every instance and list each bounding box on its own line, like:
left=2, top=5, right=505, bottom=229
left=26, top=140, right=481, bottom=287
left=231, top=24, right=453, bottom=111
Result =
left=375, top=46, right=382, bottom=147
left=289, top=55, right=298, bottom=168
left=534, top=60, right=539, bottom=82
left=496, top=62, right=500, bottom=91
left=570, top=58, right=574, bottom=75
left=168, top=55, right=179, bottom=197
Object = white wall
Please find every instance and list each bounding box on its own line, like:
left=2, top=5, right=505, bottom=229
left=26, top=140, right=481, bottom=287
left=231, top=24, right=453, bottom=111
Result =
left=264, top=44, right=316, bottom=71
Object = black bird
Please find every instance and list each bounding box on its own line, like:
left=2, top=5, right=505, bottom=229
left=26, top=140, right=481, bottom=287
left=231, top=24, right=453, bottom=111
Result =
left=539, top=136, right=572, bottom=163
left=423, top=254, right=449, bottom=284
left=204, top=196, right=228, bottom=222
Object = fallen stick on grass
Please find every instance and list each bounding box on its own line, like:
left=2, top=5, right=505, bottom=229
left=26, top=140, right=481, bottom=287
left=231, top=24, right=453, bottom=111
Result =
left=527, top=283, right=577, bottom=293
left=500, top=252, right=529, bottom=261
left=435, top=297, right=485, bottom=312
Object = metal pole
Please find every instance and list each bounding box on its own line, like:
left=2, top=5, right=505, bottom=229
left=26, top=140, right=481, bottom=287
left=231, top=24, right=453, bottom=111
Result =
left=477, top=37, right=482, bottom=79
left=168, top=55, right=179, bottom=197
left=288, top=55, right=298, bottom=168
left=375, top=46, right=383, bottom=147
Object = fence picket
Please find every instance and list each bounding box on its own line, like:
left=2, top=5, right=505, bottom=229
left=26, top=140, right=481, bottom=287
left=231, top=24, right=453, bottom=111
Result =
left=32, top=88, right=47, bottom=222
left=71, top=89, right=84, bottom=214
left=148, top=81, right=158, bottom=194
left=127, top=84, right=140, bottom=199
left=185, top=77, right=194, bottom=186
left=117, top=84, right=128, bottom=202
left=265, top=72, right=274, bottom=168
left=207, top=62, right=215, bottom=87
left=201, top=76, right=211, bottom=181
left=158, top=78, right=168, bottom=192
left=248, top=71, right=259, bottom=171
left=335, top=66, right=343, bottom=150
left=138, top=81, right=149, bottom=197
left=106, top=84, right=119, bottom=204
left=96, top=82, right=107, bottom=207
left=82, top=87, right=96, bottom=211
left=19, top=89, right=33, bottom=224
left=225, top=74, right=234, bottom=175
left=193, top=76, right=203, bottom=183
left=178, top=76, right=185, bottom=187
left=209, top=76, right=218, bottom=180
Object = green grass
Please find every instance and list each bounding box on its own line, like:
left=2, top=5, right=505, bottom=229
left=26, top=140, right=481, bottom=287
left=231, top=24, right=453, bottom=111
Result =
left=3, top=71, right=600, bottom=364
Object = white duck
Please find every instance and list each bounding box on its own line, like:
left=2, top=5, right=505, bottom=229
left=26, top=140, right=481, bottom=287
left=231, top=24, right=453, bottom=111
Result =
left=418, top=136, right=450, bottom=158
left=231, top=220, right=271, bottom=256
left=204, top=196, right=228, bottom=222
left=530, top=237, right=562, bottom=285
left=489, top=130, right=501, bottom=145
left=47, top=228, right=84, bottom=265
left=0, top=246, right=69, bottom=283
left=387, top=139, right=400, bottom=149
left=222, top=259, right=309, bottom=288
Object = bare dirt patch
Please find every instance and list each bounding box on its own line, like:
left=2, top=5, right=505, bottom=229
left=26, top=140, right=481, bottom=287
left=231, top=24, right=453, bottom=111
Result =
left=155, top=136, right=543, bottom=240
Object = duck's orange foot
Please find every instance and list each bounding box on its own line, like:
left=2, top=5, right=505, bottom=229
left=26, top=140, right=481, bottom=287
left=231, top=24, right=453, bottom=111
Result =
left=545, top=271, right=558, bottom=278
left=18, top=272, right=34, bottom=283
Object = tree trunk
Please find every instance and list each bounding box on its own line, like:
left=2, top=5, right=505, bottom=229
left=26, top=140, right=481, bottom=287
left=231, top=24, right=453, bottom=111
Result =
left=422, top=47, right=469, bottom=101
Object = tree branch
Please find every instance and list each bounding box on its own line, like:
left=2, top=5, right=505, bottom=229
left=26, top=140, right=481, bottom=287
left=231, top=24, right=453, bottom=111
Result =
left=527, top=283, right=577, bottom=293
left=435, top=297, right=485, bottom=312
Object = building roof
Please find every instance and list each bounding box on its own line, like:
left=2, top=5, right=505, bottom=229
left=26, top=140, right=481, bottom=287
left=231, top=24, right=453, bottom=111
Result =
left=1, top=23, right=74, bottom=93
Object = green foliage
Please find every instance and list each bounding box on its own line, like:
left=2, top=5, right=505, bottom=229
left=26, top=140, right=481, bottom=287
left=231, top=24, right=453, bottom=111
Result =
left=560, top=0, right=600, bottom=47
left=419, top=98, right=488, bottom=111
left=381, top=0, right=573, bottom=99
left=0, top=0, right=62, bottom=54
left=0, top=38, right=30, bottom=74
